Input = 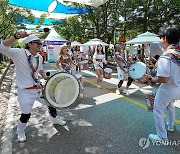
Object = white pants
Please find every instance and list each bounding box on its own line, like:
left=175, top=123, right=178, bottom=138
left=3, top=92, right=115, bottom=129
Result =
left=17, top=89, right=50, bottom=132
left=17, top=89, right=48, bottom=114
left=153, top=88, right=180, bottom=138
left=117, top=67, right=128, bottom=81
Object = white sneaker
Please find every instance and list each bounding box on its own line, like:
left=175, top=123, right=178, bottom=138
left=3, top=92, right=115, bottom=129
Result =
left=167, top=125, right=174, bottom=132
left=148, top=134, right=167, bottom=141
left=122, top=89, right=130, bottom=95
left=17, top=131, right=26, bottom=142
left=97, top=84, right=102, bottom=88
left=50, top=116, right=66, bottom=126
left=116, top=89, right=120, bottom=95
left=80, top=93, right=84, bottom=98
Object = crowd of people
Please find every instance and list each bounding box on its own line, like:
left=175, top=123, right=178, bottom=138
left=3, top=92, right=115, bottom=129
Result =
left=0, top=25, right=179, bottom=143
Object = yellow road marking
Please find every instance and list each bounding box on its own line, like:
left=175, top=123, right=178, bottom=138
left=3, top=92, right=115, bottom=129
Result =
left=83, top=78, right=180, bottom=125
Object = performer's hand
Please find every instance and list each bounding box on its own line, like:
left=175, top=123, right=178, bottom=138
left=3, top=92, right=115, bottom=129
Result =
left=145, top=74, right=152, bottom=81
left=45, top=76, right=50, bottom=80
left=15, top=31, right=28, bottom=39
left=145, top=74, right=153, bottom=86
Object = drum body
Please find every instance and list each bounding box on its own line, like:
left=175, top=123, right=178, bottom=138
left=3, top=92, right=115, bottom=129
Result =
left=79, top=60, right=88, bottom=70
left=103, top=68, right=112, bottom=79
left=128, top=62, right=147, bottom=80
left=44, top=72, right=82, bottom=109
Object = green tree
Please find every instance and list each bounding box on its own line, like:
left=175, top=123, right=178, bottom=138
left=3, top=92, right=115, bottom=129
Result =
left=55, top=0, right=179, bottom=43
left=55, top=0, right=126, bottom=44
left=0, top=0, right=35, bottom=39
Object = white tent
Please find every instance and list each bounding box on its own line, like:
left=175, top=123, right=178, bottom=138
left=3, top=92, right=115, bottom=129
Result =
left=149, top=43, right=164, bottom=60
left=44, top=29, right=68, bottom=62
left=82, top=38, right=108, bottom=55
left=71, top=41, right=82, bottom=46
left=83, top=38, right=108, bottom=46
left=45, top=29, right=68, bottom=42
left=126, top=31, right=160, bottom=44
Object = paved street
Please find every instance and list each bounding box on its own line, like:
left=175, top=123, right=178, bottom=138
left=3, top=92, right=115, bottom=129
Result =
left=1, top=63, right=180, bottom=154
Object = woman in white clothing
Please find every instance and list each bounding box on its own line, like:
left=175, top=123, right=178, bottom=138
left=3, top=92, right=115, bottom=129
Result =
left=93, top=44, right=107, bottom=88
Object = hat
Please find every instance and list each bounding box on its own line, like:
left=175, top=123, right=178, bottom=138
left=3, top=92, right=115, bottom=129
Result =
left=25, top=35, right=40, bottom=44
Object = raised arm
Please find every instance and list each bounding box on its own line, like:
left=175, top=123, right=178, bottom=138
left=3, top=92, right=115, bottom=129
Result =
left=3, top=31, right=28, bottom=47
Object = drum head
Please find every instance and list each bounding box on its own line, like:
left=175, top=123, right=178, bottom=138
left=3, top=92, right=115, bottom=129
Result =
left=104, top=68, right=112, bottom=73
left=128, top=62, right=146, bottom=80
left=45, top=72, right=80, bottom=108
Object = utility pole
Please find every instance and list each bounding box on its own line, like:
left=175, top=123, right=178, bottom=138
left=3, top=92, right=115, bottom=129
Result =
left=113, top=0, right=117, bottom=45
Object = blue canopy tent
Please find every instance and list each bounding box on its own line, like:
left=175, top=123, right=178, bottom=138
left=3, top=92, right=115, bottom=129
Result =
left=9, top=0, right=93, bottom=27
left=16, top=17, right=62, bottom=25
left=9, top=0, right=92, bottom=14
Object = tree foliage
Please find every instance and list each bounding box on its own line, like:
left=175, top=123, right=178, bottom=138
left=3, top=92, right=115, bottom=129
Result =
left=0, top=0, right=179, bottom=45
left=0, top=0, right=35, bottom=62
left=55, top=0, right=179, bottom=44
left=0, top=0, right=35, bottom=39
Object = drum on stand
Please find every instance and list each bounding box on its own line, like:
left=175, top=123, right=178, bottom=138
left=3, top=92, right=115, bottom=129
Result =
left=128, top=62, right=147, bottom=80
left=103, top=68, right=112, bottom=79
left=44, top=72, right=82, bottom=109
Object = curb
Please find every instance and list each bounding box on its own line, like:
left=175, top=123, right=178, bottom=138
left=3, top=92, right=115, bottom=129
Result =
left=1, top=71, right=16, bottom=154
left=0, top=63, right=11, bottom=86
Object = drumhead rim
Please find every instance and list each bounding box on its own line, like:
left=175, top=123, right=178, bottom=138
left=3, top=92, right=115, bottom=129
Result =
left=128, top=62, right=147, bottom=80
left=44, top=72, right=80, bottom=108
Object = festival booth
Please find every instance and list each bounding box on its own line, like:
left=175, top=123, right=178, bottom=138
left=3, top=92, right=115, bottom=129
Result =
left=44, top=29, right=68, bottom=63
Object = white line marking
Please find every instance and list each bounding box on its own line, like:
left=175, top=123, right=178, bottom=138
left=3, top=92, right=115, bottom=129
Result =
left=83, top=70, right=180, bottom=109
left=93, top=93, right=120, bottom=105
